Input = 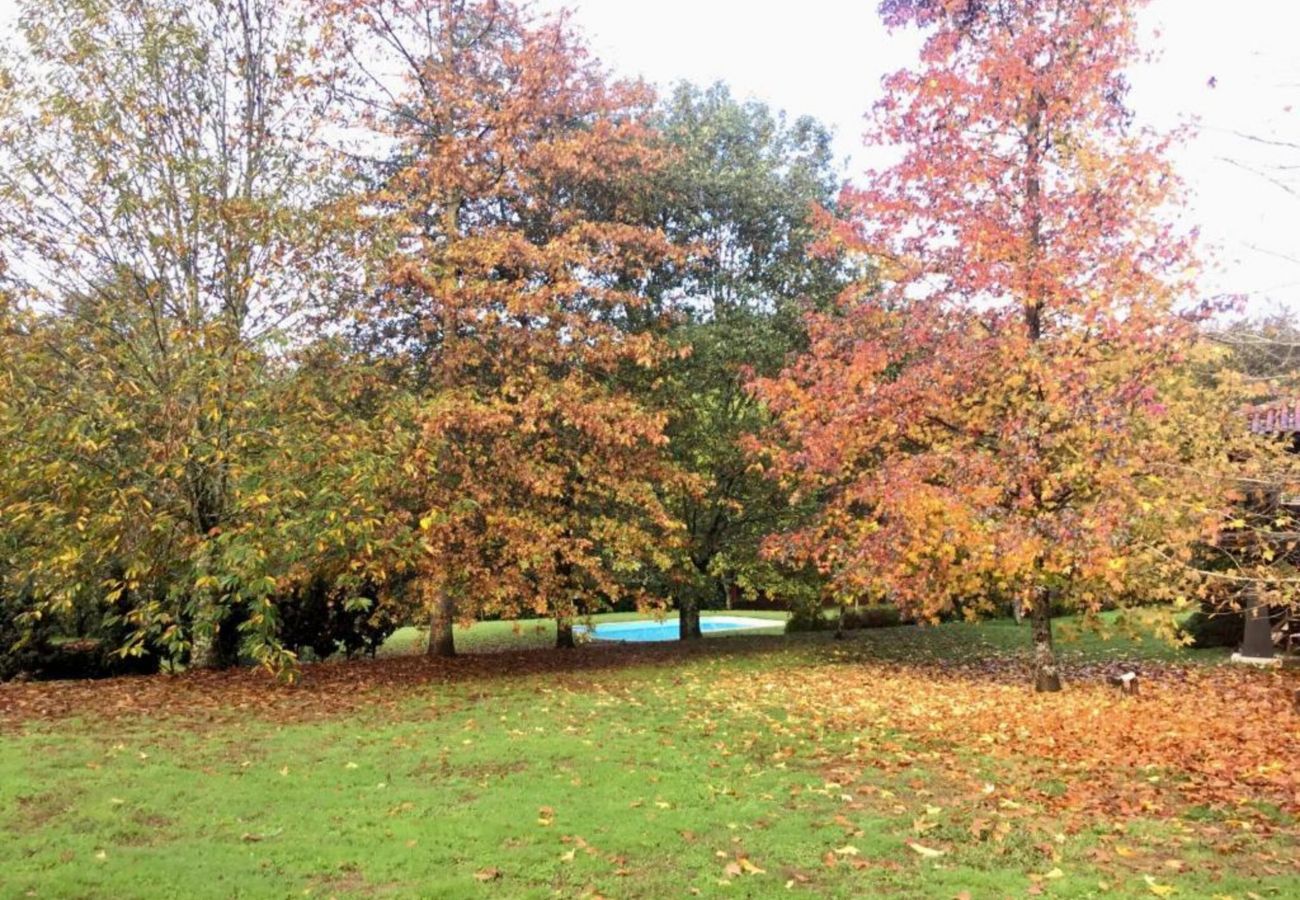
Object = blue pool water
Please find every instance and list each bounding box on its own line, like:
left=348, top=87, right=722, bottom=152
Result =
left=574, top=616, right=778, bottom=643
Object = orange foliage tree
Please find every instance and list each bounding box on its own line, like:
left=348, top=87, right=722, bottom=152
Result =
left=324, top=0, right=683, bottom=654
left=754, top=0, right=1216, bottom=689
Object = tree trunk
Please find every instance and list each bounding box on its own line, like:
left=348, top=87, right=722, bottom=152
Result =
left=427, top=588, right=456, bottom=658
left=1030, top=593, right=1062, bottom=692
left=190, top=602, right=242, bottom=669
left=556, top=615, right=575, bottom=649
left=679, top=596, right=703, bottom=640
left=834, top=603, right=846, bottom=640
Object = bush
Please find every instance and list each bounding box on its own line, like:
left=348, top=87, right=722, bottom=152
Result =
left=1183, top=610, right=1244, bottom=649
left=277, top=578, right=403, bottom=661
left=786, top=604, right=904, bottom=634
left=842, top=605, right=903, bottom=630
left=1, top=589, right=162, bottom=681
left=0, top=588, right=48, bottom=681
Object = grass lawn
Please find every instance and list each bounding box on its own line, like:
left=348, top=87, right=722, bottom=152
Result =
left=1, top=614, right=1297, bottom=898
left=379, top=609, right=791, bottom=655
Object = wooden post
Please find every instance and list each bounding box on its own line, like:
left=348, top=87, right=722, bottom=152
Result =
left=1240, top=586, right=1274, bottom=660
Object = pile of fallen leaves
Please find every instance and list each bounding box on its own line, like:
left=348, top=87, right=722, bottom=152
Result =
left=710, top=653, right=1300, bottom=822
left=2, top=634, right=1296, bottom=829
left=0, top=638, right=770, bottom=728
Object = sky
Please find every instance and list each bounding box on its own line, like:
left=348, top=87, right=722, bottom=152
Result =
left=534, top=0, right=1300, bottom=315
left=2, top=0, right=1295, bottom=313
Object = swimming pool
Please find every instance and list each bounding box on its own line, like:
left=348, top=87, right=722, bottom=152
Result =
left=574, top=615, right=780, bottom=643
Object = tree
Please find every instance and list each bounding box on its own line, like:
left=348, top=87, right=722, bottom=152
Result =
left=0, top=0, right=368, bottom=671
left=327, top=0, right=683, bottom=654
left=755, top=0, right=1211, bottom=690
left=640, top=83, right=849, bottom=637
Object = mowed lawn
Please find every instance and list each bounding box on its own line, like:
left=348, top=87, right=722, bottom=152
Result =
left=1, top=614, right=1297, bottom=899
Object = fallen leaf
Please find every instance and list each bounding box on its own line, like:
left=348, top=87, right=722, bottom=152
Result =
left=1144, top=875, right=1177, bottom=897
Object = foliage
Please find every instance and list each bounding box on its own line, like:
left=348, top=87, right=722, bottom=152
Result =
left=1181, top=608, right=1245, bottom=649
left=0, top=0, right=426, bottom=674
left=1210, top=309, right=1300, bottom=380
left=785, top=603, right=904, bottom=633
left=753, top=0, right=1229, bottom=689
left=276, top=576, right=413, bottom=662
left=639, top=83, right=850, bottom=634
left=327, top=0, right=685, bottom=649
left=0, top=584, right=48, bottom=681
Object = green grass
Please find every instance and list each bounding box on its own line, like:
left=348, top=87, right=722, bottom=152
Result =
left=380, top=609, right=790, bottom=655
left=0, top=614, right=1292, bottom=899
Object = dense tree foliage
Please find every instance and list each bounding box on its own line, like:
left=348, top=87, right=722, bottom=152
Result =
left=0, top=0, right=1283, bottom=684
left=0, top=0, right=408, bottom=672
left=753, top=0, right=1245, bottom=690
left=638, top=83, right=851, bottom=637
left=323, top=0, right=686, bottom=655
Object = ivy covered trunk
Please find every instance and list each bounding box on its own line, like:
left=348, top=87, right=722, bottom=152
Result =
left=428, top=588, right=456, bottom=658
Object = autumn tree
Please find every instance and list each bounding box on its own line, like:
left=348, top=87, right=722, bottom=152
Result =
left=327, top=0, right=683, bottom=654
left=756, top=0, right=1215, bottom=690
left=0, top=0, right=380, bottom=671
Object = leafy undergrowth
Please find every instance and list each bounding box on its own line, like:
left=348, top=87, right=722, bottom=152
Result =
left=1, top=623, right=1297, bottom=899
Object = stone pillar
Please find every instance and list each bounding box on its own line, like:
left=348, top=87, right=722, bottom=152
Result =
left=1234, top=585, right=1276, bottom=664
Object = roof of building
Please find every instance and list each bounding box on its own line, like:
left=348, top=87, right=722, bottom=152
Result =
left=1248, top=401, right=1300, bottom=435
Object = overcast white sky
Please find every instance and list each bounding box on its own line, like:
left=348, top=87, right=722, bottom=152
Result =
left=536, top=0, right=1300, bottom=315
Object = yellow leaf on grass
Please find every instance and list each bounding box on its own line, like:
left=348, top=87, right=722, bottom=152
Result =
left=833, top=845, right=860, bottom=857
left=908, top=842, right=945, bottom=859
left=1144, top=875, right=1176, bottom=897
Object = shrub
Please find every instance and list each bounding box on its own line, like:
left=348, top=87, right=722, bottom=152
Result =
left=0, top=588, right=48, bottom=681
left=842, top=605, right=903, bottom=630
left=786, top=604, right=904, bottom=634
left=1183, top=610, right=1244, bottom=649
left=277, top=578, right=404, bottom=661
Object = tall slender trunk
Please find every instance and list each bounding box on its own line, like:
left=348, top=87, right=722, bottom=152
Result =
left=1023, top=87, right=1060, bottom=693
left=428, top=587, right=456, bottom=658
left=1031, top=591, right=1061, bottom=693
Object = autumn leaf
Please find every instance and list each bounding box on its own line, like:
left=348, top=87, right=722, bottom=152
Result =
left=1144, top=875, right=1177, bottom=897
left=908, top=843, right=944, bottom=859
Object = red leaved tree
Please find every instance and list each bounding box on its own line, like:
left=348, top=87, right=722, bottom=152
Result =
left=754, top=0, right=1212, bottom=690
left=324, top=0, right=683, bottom=654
